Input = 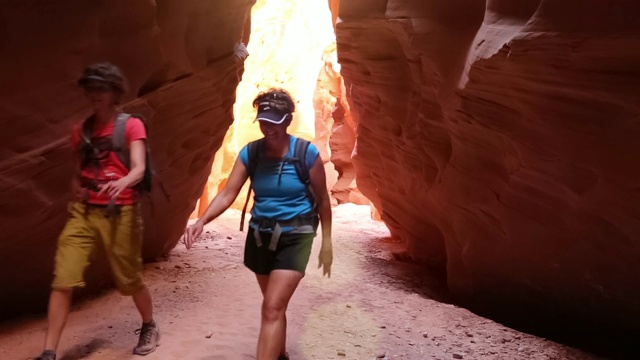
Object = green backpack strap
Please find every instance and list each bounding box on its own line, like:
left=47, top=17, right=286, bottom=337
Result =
left=239, top=139, right=263, bottom=231
left=111, top=112, right=131, bottom=168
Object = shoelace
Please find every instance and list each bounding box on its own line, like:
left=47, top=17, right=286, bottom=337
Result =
left=134, top=326, right=154, bottom=344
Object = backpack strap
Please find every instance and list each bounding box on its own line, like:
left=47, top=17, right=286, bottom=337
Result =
left=239, top=139, right=263, bottom=231
left=79, top=115, right=94, bottom=147
left=78, top=115, right=95, bottom=168
left=246, top=138, right=263, bottom=178
left=292, top=137, right=311, bottom=184
left=291, top=137, right=317, bottom=213
left=111, top=113, right=131, bottom=169
left=238, top=138, right=317, bottom=231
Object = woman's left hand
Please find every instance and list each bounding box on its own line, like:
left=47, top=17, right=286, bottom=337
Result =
left=98, top=178, right=129, bottom=198
left=318, top=243, right=333, bottom=278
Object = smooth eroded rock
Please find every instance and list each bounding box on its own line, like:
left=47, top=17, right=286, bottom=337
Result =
left=0, top=0, right=255, bottom=318
left=333, top=0, right=640, bottom=331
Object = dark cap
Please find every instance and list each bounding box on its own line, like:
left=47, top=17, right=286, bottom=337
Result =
left=255, top=101, right=290, bottom=124
left=77, top=63, right=126, bottom=93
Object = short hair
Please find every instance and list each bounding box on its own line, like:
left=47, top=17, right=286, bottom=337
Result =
left=252, top=88, right=296, bottom=115
left=77, top=62, right=127, bottom=94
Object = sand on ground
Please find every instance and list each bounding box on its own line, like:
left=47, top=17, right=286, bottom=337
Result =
left=0, top=204, right=601, bottom=360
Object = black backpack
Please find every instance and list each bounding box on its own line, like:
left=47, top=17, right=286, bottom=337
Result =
left=79, top=112, right=153, bottom=193
left=239, top=137, right=317, bottom=231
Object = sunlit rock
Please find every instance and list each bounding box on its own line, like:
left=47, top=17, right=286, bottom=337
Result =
left=0, top=0, right=255, bottom=318
left=332, top=0, right=640, bottom=331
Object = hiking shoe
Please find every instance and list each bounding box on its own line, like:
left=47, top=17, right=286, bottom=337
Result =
left=34, top=350, right=56, bottom=360
left=133, top=320, right=160, bottom=355
left=278, top=353, right=290, bottom=360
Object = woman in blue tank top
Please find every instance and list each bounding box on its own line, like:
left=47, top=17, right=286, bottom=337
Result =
left=182, top=88, right=333, bottom=360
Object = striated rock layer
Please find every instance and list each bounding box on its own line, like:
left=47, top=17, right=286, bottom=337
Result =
left=333, top=0, right=640, bottom=333
left=313, top=42, right=362, bottom=205
left=0, top=0, right=254, bottom=318
left=192, top=0, right=338, bottom=216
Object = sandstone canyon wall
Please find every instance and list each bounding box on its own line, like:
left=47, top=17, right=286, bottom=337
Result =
left=192, top=0, right=340, bottom=216
left=0, top=0, right=254, bottom=318
left=333, top=0, right=640, bottom=332
left=313, top=42, right=370, bottom=205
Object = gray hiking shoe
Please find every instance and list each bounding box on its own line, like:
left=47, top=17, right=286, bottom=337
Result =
left=133, top=320, right=160, bottom=355
left=35, top=350, right=56, bottom=360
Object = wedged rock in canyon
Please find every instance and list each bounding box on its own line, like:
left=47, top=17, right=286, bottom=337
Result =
left=0, top=0, right=254, bottom=318
left=314, top=42, right=359, bottom=204
left=333, top=0, right=640, bottom=331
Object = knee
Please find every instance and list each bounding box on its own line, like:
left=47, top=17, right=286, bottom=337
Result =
left=116, top=279, right=144, bottom=296
left=51, top=287, right=73, bottom=294
left=261, top=300, right=286, bottom=323
left=50, top=287, right=73, bottom=301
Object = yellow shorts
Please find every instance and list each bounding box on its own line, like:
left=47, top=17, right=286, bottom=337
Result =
left=52, top=202, right=144, bottom=295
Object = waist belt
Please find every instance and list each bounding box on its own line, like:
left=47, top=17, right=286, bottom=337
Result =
left=79, top=176, right=103, bottom=192
left=78, top=177, right=122, bottom=218
left=251, top=215, right=317, bottom=230
left=250, top=215, right=318, bottom=251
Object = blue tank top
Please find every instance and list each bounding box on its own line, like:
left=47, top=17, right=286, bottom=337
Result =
left=239, top=136, right=320, bottom=221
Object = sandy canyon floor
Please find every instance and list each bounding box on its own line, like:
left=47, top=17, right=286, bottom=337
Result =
left=0, top=204, right=601, bottom=360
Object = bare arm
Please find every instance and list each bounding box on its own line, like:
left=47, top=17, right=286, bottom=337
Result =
left=197, top=156, right=249, bottom=226
left=309, top=156, right=332, bottom=246
left=309, top=155, right=333, bottom=277
left=123, top=139, right=146, bottom=187
left=99, top=139, right=146, bottom=198
left=183, top=156, right=248, bottom=249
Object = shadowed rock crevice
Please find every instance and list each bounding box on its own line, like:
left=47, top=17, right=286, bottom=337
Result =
left=330, top=0, right=640, bottom=356
left=1, top=4, right=639, bottom=360
left=0, top=0, right=256, bottom=319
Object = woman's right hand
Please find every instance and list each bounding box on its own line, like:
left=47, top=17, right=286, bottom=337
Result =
left=182, top=220, right=204, bottom=250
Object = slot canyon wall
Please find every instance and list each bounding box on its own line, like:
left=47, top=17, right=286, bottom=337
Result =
left=1, top=0, right=638, bottom=338
left=0, top=0, right=255, bottom=318
left=332, top=0, right=640, bottom=332
left=190, top=0, right=350, bottom=217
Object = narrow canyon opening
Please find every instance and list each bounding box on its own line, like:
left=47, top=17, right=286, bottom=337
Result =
left=183, top=0, right=639, bottom=356
left=190, top=0, right=368, bottom=220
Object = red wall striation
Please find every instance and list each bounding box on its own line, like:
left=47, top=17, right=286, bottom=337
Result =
left=0, top=0, right=255, bottom=318
left=333, top=0, right=640, bottom=330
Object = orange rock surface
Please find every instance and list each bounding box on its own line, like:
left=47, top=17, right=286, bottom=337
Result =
left=333, top=0, right=640, bottom=330
left=192, top=0, right=339, bottom=216
left=0, top=0, right=255, bottom=317
left=314, top=43, right=362, bottom=204
left=4, top=0, right=638, bottom=337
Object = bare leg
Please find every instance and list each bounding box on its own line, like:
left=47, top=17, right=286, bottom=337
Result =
left=256, top=274, right=269, bottom=295
left=131, top=285, right=153, bottom=323
left=256, top=270, right=303, bottom=360
left=256, top=275, right=287, bottom=357
left=43, top=288, right=73, bottom=351
left=131, top=284, right=160, bottom=355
